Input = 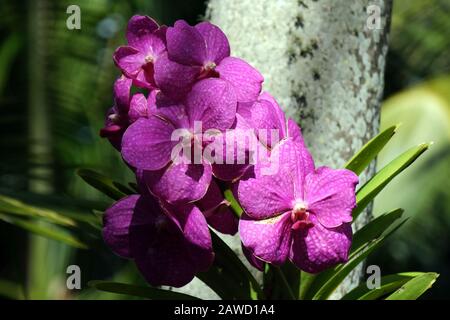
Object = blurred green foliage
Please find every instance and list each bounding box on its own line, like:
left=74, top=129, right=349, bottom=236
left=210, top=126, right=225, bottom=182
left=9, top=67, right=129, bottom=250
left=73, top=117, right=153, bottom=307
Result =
left=0, top=0, right=448, bottom=299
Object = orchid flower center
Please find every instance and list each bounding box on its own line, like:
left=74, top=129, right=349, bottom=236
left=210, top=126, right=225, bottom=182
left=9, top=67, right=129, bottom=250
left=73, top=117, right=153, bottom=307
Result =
left=108, top=113, right=121, bottom=124
left=199, top=61, right=219, bottom=79
left=290, top=200, right=313, bottom=231
left=145, top=55, right=154, bottom=63
left=204, top=61, right=216, bottom=70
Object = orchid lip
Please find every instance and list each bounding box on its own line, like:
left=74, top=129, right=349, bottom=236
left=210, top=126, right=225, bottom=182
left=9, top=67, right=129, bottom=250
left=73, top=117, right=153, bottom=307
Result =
left=290, top=200, right=313, bottom=230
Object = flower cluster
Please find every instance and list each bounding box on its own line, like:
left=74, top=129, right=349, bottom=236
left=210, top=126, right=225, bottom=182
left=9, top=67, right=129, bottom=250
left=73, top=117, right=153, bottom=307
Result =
left=100, top=15, right=359, bottom=287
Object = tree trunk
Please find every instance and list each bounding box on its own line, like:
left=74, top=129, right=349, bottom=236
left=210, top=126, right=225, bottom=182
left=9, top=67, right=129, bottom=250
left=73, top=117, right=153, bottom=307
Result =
left=206, top=0, right=392, bottom=298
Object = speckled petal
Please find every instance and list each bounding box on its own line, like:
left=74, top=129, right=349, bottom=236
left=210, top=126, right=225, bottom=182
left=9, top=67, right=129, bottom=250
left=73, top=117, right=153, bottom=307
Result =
left=237, top=139, right=314, bottom=219
left=128, top=93, right=148, bottom=122
left=113, top=76, right=132, bottom=113
left=216, top=57, right=263, bottom=103
left=240, top=93, right=286, bottom=148
left=242, top=243, right=265, bottom=271
left=102, top=195, right=161, bottom=259
left=239, top=212, right=292, bottom=265
left=196, top=179, right=238, bottom=235
left=133, top=199, right=214, bottom=287
left=166, top=20, right=206, bottom=66
left=289, top=214, right=352, bottom=273
left=287, top=118, right=307, bottom=148
left=195, top=21, right=230, bottom=63
left=113, top=46, right=146, bottom=78
left=305, top=166, right=358, bottom=228
left=121, top=117, right=176, bottom=170
left=126, top=15, right=159, bottom=47
left=144, top=162, right=212, bottom=204
left=186, top=78, right=237, bottom=131
left=210, top=113, right=259, bottom=181
left=154, top=53, right=201, bottom=100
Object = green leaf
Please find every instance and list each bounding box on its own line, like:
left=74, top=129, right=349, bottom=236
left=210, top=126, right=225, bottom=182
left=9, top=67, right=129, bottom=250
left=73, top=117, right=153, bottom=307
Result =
left=385, top=272, right=439, bottom=300
left=77, top=168, right=134, bottom=200
left=0, top=33, right=23, bottom=94
left=299, top=271, right=316, bottom=299
left=345, top=125, right=399, bottom=175
left=197, top=230, right=263, bottom=300
left=341, top=272, right=425, bottom=300
left=353, top=143, right=430, bottom=219
left=307, top=219, right=407, bottom=300
left=0, top=194, right=77, bottom=227
left=0, top=213, right=88, bottom=249
left=0, top=278, right=25, bottom=300
left=351, top=208, right=404, bottom=254
left=88, top=281, right=199, bottom=300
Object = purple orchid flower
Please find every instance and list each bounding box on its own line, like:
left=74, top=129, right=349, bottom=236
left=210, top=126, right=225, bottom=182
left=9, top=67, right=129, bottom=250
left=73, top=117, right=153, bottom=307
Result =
left=196, top=179, right=238, bottom=235
left=238, top=92, right=306, bottom=149
left=154, top=20, right=263, bottom=102
left=113, top=15, right=167, bottom=89
left=121, top=77, right=237, bottom=204
left=237, top=138, right=359, bottom=273
left=103, top=193, right=214, bottom=287
left=100, top=76, right=151, bottom=150
left=100, top=76, right=133, bottom=149
left=211, top=92, right=306, bottom=181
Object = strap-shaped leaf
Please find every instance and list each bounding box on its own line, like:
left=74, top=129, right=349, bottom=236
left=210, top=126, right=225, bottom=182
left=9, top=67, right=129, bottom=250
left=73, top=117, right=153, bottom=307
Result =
left=353, top=143, right=429, bottom=219
left=77, top=168, right=134, bottom=200
left=0, top=213, right=88, bottom=249
left=88, top=281, right=199, bottom=300
left=0, top=194, right=77, bottom=227
left=197, top=230, right=263, bottom=300
left=345, top=125, right=399, bottom=175
left=351, top=208, right=404, bottom=254
left=385, top=273, right=439, bottom=300
left=341, top=272, right=424, bottom=300
left=0, top=278, right=25, bottom=300
left=307, top=219, right=407, bottom=300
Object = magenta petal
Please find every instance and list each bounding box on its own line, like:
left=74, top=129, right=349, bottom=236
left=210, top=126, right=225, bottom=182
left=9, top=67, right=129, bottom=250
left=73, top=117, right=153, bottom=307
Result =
left=166, top=20, right=206, bottom=66
left=289, top=215, right=352, bottom=273
left=113, top=46, right=146, bottom=78
left=242, top=243, right=265, bottom=271
left=128, top=93, right=148, bottom=122
left=126, top=15, right=159, bottom=47
left=242, top=95, right=286, bottom=148
left=144, top=162, right=212, bottom=204
left=305, top=167, right=358, bottom=228
left=186, top=78, right=237, bottom=131
left=196, top=179, right=238, bottom=235
left=126, top=197, right=213, bottom=287
left=237, top=139, right=314, bottom=219
left=150, top=93, right=190, bottom=128
left=102, top=195, right=161, bottom=259
left=195, top=21, right=230, bottom=63
left=154, top=53, right=201, bottom=100
left=113, top=76, right=132, bottom=113
left=239, top=212, right=292, bottom=265
left=121, top=117, right=175, bottom=170
left=210, top=114, right=262, bottom=181
left=216, top=57, right=263, bottom=103
left=287, top=118, right=307, bottom=148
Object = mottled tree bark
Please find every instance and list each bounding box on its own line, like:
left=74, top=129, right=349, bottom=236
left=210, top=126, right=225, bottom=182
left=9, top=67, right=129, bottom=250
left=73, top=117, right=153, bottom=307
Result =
left=206, top=0, right=392, bottom=299
left=172, top=0, right=392, bottom=299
